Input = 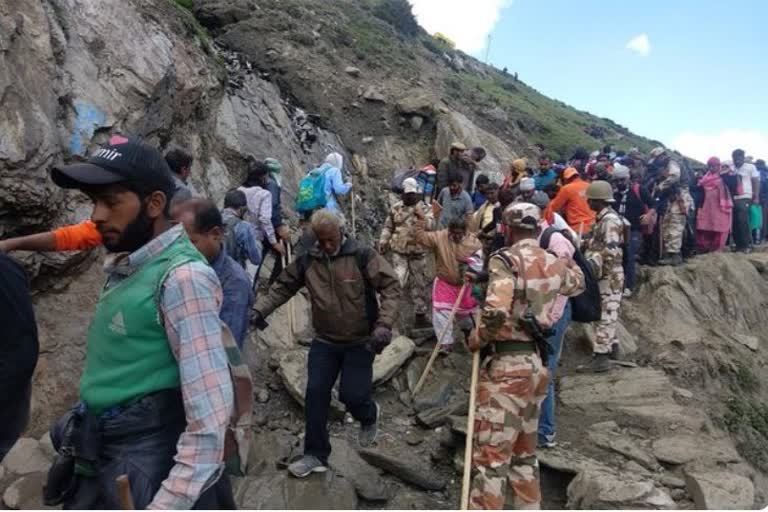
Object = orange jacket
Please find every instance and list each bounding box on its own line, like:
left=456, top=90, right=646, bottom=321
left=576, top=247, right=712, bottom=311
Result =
left=53, top=221, right=103, bottom=251
left=543, top=178, right=595, bottom=233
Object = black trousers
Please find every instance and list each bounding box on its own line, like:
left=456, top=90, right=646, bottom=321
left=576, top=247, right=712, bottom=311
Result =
left=304, top=340, right=376, bottom=463
left=732, top=198, right=752, bottom=250
left=0, top=383, right=30, bottom=462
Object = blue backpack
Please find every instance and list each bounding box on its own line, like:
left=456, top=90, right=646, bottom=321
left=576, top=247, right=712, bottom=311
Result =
left=295, top=165, right=329, bottom=214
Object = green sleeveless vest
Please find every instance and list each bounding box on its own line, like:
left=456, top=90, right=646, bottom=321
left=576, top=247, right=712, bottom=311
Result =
left=79, top=233, right=206, bottom=415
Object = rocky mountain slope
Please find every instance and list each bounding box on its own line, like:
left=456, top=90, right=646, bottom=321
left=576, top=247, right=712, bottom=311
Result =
left=1, top=0, right=766, bottom=509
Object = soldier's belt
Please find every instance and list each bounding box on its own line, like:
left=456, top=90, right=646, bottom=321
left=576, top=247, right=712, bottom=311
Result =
left=493, top=341, right=536, bottom=355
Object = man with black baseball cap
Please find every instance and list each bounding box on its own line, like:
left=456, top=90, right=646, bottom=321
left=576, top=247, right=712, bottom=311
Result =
left=46, top=135, right=237, bottom=509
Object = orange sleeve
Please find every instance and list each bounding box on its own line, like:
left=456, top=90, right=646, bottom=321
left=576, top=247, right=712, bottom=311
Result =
left=53, top=221, right=103, bottom=251
left=544, top=185, right=569, bottom=223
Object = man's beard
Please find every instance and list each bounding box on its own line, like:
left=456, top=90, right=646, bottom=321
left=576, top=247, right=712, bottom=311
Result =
left=103, top=207, right=155, bottom=253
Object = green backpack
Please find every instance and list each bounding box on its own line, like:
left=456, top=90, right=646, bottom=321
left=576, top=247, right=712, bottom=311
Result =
left=295, top=166, right=329, bottom=214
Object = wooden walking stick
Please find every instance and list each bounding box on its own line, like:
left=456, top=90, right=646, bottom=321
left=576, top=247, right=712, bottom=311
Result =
left=461, top=348, right=481, bottom=510
left=460, top=310, right=483, bottom=509
left=412, top=282, right=468, bottom=398
left=286, top=243, right=296, bottom=342
left=115, top=474, right=135, bottom=510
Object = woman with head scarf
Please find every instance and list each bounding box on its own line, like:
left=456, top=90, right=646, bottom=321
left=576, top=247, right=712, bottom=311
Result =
left=501, top=158, right=526, bottom=197
left=321, top=152, right=352, bottom=216
left=696, top=156, right=733, bottom=253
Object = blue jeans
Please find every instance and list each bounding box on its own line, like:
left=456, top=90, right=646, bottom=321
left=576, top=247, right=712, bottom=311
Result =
left=304, top=340, right=377, bottom=463
left=51, top=389, right=234, bottom=510
left=623, top=230, right=643, bottom=290
left=538, top=301, right=571, bottom=444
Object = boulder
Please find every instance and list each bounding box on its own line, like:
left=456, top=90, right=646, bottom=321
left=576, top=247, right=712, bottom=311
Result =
left=416, top=395, right=468, bottom=428
left=277, top=349, right=345, bottom=416
left=2, top=472, right=48, bottom=510
left=38, top=432, right=56, bottom=459
left=372, top=335, right=415, bottom=386
left=239, top=471, right=357, bottom=510
left=652, top=435, right=740, bottom=465
left=684, top=469, right=754, bottom=510
left=344, top=66, right=361, bottom=77
left=434, top=110, right=524, bottom=185
left=246, top=430, right=296, bottom=476
left=257, top=293, right=311, bottom=352
left=412, top=379, right=452, bottom=412
left=1, top=438, right=51, bottom=475
left=358, top=448, right=446, bottom=491
left=731, top=333, right=759, bottom=351
left=329, top=438, right=389, bottom=502
left=396, top=92, right=436, bottom=117
left=567, top=470, right=675, bottom=509
left=589, top=431, right=659, bottom=471
left=363, top=86, right=386, bottom=103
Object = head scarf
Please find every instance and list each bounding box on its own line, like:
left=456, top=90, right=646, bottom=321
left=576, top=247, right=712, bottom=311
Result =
left=325, top=152, right=344, bottom=170
left=706, top=156, right=721, bottom=173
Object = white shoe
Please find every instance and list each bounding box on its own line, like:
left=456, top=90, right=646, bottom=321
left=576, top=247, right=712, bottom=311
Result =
left=623, top=289, right=632, bottom=298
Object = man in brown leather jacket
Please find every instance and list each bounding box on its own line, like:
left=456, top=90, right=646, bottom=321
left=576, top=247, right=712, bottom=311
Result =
left=253, top=209, right=400, bottom=478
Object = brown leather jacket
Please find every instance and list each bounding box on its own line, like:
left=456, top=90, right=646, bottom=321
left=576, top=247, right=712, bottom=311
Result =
left=255, top=238, right=401, bottom=343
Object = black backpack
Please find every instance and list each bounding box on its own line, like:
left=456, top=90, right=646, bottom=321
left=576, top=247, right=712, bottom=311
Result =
left=540, top=227, right=602, bottom=323
left=296, top=246, right=380, bottom=333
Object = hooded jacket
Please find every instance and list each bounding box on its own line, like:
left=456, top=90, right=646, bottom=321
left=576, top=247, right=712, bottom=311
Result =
left=255, top=237, right=400, bottom=342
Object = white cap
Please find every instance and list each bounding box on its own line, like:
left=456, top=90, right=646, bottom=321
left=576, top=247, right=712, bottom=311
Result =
left=613, top=164, right=630, bottom=179
left=403, top=177, right=421, bottom=194
left=519, top=177, right=535, bottom=192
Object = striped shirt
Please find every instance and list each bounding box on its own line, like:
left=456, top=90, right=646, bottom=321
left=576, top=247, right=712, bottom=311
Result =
left=103, top=225, right=234, bottom=510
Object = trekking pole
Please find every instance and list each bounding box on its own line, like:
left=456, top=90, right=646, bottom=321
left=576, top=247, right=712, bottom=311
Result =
left=115, top=474, right=135, bottom=510
left=461, top=339, right=481, bottom=510
left=412, top=283, right=467, bottom=398
left=576, top=222, right=584, bottom=249
left=351, top=187, right=357, bottom=238
left=286, top=243, right=296, bottom=342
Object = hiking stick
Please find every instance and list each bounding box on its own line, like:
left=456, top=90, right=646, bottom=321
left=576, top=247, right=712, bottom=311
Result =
left=286, top=243, right=295, bottom=342
left=461, top=348, right=481, bottom=510
left=115, top=474, right=135, bottom=510
left=658, top=214, right=664, bottom=259
left=351, top=188, right=357, bottom=237
left=412, top=283, right=468, bottom=398
left=576, top=222, right=584, bottom=249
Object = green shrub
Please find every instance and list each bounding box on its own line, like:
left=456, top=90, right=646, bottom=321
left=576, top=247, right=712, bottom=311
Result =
left=172, top=0, right=193, bottom=11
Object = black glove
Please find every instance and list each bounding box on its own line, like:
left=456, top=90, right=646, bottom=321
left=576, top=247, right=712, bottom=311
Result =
left=368, top=326, right=392, bottom=354
left=251, top=310, right=269, bottom=331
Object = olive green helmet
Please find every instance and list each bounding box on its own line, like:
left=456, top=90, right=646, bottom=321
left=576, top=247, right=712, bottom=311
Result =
left=586, top=180, right=615, bottom=202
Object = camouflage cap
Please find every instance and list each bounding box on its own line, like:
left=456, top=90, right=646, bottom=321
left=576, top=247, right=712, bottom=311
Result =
left=502, top=202, right=541, bottom=230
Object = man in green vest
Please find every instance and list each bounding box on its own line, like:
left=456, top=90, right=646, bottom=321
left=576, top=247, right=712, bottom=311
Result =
left=46, top=135, right=236, bottom=509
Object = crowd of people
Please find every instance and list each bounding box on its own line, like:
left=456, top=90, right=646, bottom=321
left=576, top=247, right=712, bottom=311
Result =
left=0, top=132, right=763, bottom=510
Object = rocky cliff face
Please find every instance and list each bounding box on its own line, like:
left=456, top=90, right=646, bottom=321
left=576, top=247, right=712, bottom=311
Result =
left=2, top=0, right=767, bottom=510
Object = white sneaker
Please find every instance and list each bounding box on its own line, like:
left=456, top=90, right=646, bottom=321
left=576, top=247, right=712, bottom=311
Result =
left=623, top=288, right=632, bottom=298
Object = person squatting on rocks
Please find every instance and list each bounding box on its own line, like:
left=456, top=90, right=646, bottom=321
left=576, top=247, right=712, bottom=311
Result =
left=414, top=207, right=482, bottom=352
left=45, top=135, right=245, bottom=509
left=584, top=180, right=625, bottom=372
left=466, top=202, right=585, bottom=510
left=649, top=147, right=693, bottom=265
left=252, top=209, right=401, bottom=478
left=0, top=254, right=39, bottom=462
left=379, top=177, right=433, bottom=328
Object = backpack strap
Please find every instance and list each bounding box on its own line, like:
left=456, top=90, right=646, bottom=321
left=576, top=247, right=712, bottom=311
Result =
left=539, top=226, right=559, bottom=250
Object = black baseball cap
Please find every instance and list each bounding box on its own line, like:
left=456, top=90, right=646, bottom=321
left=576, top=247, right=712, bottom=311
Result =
left=51, top=135, right=175, bottom=197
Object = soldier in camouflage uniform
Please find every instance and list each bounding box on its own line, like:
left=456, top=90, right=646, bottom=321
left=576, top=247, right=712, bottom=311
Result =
left=650, top=147, right=693, bottom=266
left=467, top=203, right=585, bottom=510
left=584, top=181, right=625, bottom=372
left=379, top=178, right=432, bottom=325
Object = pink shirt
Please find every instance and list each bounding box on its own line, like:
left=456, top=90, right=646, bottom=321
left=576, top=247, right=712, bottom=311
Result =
left=539, top=221, right=575, bottom=324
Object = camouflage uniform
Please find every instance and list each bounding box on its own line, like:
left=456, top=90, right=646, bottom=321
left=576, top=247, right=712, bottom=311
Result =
left=470, top=203, right=585, bottom=510
left=585, top=206, right=625, bottom=355
left=379, top=200, right=432, bottom=316
left=657, top=160, right=693, bottom=254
